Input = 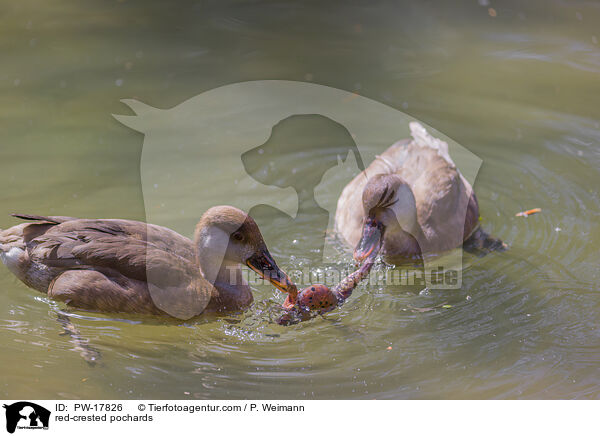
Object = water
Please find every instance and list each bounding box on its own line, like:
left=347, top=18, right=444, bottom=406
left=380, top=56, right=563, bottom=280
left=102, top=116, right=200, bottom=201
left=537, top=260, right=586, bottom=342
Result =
left=1, top=0, right=599, bottom=399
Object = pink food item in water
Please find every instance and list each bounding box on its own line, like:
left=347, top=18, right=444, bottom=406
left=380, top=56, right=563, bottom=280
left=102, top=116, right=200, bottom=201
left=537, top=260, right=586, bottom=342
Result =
left=279, top=259, right=375, bottom=324
left=296, top=284, right=339, bottom=313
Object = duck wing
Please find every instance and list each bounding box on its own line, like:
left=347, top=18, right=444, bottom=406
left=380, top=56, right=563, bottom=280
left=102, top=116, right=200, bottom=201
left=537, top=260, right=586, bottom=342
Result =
left=13, top=216, right=211, bottom=318
left=389, top=124, right=478, bottom=250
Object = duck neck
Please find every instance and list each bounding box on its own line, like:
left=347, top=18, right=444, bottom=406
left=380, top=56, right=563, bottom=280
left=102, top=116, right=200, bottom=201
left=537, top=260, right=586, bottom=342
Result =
left=382, top=187, right=428, bottom=256
left=197, top=252, right=244, bottom=287
left=382, top=223, right=427, bottom=258
left=194, top=226, right=247, bottom=289
left=194, top=237, right=252, bottom=311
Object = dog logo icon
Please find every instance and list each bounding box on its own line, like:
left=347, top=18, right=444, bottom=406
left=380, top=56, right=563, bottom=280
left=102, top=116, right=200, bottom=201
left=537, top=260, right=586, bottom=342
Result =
left=3, top=402, right=50, bottom=433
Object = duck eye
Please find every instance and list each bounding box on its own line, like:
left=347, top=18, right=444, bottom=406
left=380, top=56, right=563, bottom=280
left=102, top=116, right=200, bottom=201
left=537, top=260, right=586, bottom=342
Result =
left=232, top=232, right=244, bottom=242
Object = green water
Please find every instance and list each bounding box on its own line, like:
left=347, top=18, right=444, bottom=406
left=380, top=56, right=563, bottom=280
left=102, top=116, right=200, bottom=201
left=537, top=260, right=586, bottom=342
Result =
left=1, top=0, right=599, bottom=399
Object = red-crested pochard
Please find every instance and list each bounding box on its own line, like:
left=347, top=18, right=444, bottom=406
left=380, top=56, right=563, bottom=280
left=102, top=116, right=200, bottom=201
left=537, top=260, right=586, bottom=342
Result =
left=335, top=122, right=505, bottom=264
left=0, top=206, right=294, bottom=319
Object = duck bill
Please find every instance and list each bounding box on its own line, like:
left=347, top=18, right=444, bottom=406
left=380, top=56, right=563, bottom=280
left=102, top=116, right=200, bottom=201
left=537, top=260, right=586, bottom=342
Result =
left=354, top=217, right=384, bottom=263
left=246, top=249, right=296, bottom=294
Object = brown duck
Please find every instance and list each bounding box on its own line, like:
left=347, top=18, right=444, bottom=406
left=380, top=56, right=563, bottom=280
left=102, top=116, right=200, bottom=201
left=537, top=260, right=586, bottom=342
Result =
left=0, top=206, right=294, bottom=319
left=335, top=122, right=505, bottom=264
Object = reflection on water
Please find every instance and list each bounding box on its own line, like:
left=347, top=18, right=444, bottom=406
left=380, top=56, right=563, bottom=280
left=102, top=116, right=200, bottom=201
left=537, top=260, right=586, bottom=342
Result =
left=1, top=0, right=599, bottom=399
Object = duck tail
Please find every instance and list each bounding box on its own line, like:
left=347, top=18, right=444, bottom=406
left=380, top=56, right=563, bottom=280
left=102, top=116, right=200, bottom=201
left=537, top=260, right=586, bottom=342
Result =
left=409, top=121, right=454, bottom=166
left=11, top=213, right=74, bottom=225
left=0, top=230, right=8, bottom=264
left=0, top=226, right=6, bottom=250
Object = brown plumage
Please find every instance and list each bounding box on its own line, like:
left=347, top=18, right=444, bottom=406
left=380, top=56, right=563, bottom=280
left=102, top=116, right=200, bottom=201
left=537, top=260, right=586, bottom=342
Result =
left=335, top=122, right=501, bottom=263
left=0, top=206, right=293, bottom=319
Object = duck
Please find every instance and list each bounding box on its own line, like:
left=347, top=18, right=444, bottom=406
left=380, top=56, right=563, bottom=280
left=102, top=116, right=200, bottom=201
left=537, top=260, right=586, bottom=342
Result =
left=0, top=205, right=295, bottom=319
left=335, top=122, right=505, bottom=264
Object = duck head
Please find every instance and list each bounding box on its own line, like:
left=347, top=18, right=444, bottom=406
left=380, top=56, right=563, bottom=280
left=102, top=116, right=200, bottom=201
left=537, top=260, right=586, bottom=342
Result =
left=195, top=206, right=295, bottom=293
left=354, top=174, right=418, bottom=263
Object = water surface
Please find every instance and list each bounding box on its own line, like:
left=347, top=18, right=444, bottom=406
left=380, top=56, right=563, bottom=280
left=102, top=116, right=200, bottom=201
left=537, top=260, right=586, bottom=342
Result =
left=1, top=0, right=599, bottom=399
